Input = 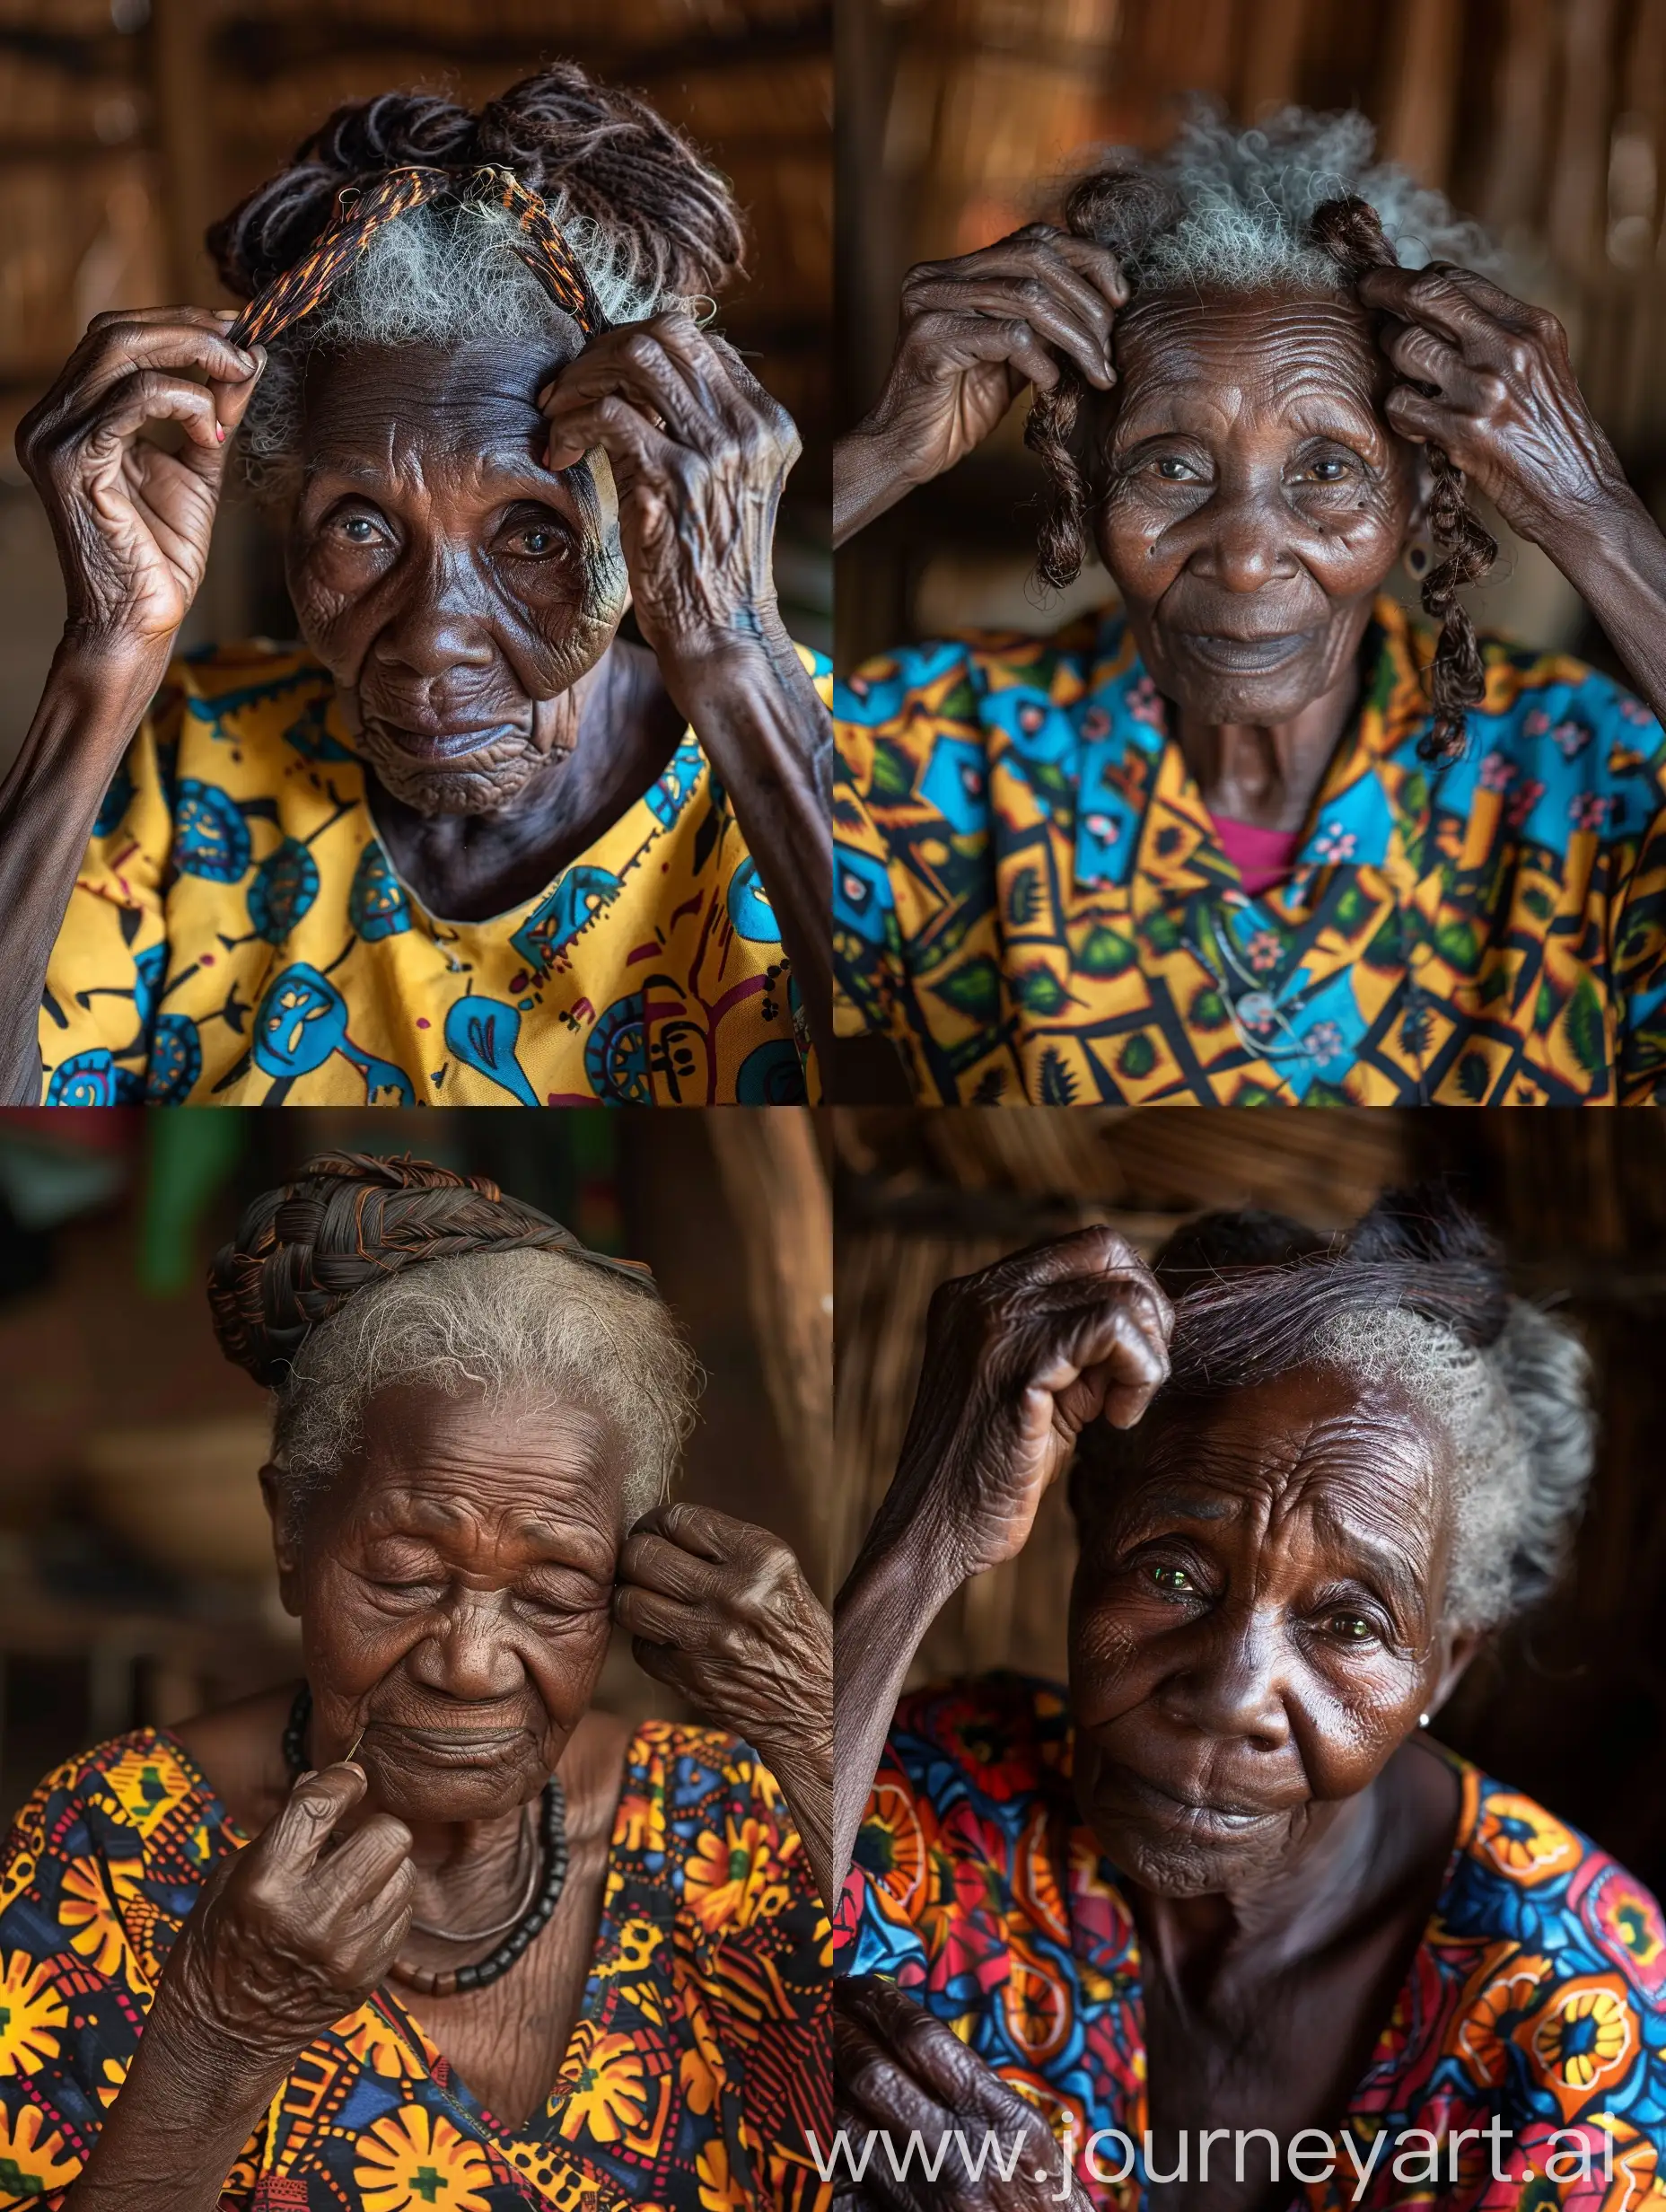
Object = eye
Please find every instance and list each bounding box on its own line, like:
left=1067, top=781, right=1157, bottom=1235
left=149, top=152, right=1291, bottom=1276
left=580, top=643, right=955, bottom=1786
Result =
left=1155, top=456, right=1198, bottom=481
left=1322, top=1611, right=1378, bottom=1642
left=337, top=514, right=385, bottom=545
left=1294, top=452, right=1357, bottom=486
left=502, top=517, right=568, bottom=559
left=1151, top=1564, right=1195, bottom=1593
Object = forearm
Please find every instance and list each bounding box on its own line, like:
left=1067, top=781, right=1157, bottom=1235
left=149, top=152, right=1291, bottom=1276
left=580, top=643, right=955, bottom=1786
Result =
left=757, top=1733, right=834, bottom=1915
left=833, top=424, right=923, bottom=548
left=673, top=629, right=834, bottom=1066
left=832, top=1517, right=964, bottom=1897
left=1544, top=489, right=1666, bottom=729
left=60, top=1993, right=294, bottom=2212
left=0, top=635, right=164, bottom=1103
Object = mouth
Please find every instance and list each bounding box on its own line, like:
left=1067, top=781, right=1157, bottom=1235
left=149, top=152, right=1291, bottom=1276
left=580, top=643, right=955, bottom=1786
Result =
left=1171, top=630, right=1311, bottom=674
left=1107, top=1764, right=1283, bottom=1836
left=370, top=1725, right=532, bottom=1766
left=365, top=719, right=530, bottom=765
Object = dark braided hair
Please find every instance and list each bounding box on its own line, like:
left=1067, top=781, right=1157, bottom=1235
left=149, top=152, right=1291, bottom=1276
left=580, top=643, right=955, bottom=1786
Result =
left=207, top=66, right=746, bottom=310
left=207, top=1149, right=657, bottom=1389
left=1025, top=143, right=1498, bottom=762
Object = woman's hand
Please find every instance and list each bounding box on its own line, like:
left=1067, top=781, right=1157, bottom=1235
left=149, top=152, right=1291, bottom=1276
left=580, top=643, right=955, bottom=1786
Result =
left=836, top=1977, right=1091, bottom=2212
left=1358, top=262, right=1640, bottom=555
left=835, top=226, right=1127, bottom=543
left=878, top=1226, right=1172, bottom=1585
left=161, top=1761, right=413, bottom=2059
left=16, top=308, right=263, bottom=660
left=615, top=1502, right=833, bottom=1906
left=540, top=314, right=800, bottom=680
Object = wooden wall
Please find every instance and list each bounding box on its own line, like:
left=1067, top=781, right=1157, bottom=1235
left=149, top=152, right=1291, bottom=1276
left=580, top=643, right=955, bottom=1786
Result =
left=837, top=0, right=1666, bottom=666
left=0, top=0, right=831, bottom=767
left=834, top=1105, right=1666, bottom=1897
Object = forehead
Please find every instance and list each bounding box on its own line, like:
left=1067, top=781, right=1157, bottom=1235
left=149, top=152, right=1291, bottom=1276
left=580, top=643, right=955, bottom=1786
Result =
left=1110, top=289, right=1387, bottom=437
left=332, top=1381, right=625, bottom=1562
left=299, top=329, right=582, bottom=480
left=1122, top=1362, right=1450, bottom=1547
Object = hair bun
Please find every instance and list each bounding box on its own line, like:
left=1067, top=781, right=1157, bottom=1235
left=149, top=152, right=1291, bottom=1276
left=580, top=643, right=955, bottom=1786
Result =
left=207, top=1150, right=655, bottom=1388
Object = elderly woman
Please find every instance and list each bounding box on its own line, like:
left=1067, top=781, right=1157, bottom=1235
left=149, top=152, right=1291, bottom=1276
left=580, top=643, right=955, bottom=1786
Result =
left=833, top=106, right=1666, bottom=1105
left=832, top=1195, right=1666, bottom=2210
left=0, top=1153, right=831, bottom=2211
left=0, top=66, right=830, bottom=1109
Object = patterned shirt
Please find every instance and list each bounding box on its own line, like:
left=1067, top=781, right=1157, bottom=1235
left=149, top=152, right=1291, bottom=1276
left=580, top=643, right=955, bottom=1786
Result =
left=0, top=1723, right=830, bottom=2211
left=836, top=1677, right=1666, bottom=2212
left=833, top=597, right=1666, bottom=1103
left=41, top=641, right=829, bottom=1107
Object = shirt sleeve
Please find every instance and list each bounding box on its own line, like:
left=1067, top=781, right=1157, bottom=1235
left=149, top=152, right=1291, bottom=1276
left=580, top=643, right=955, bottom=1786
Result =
left=833, top=1735, right=932, bottom=1990
left=37, top=676, right=183, bottom=1107
left=1597, top=689, right=1666, bottom=1103
left=832, top=656, right=918, bottom=1046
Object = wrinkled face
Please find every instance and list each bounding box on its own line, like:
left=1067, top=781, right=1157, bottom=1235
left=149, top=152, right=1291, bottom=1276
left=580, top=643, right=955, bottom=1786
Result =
left=284, top=330, right=628, bottom=817
left=276, top=1381, right=625, bottom=1825
left=1068, top=1364, right=1456, bottom=1897
left=1092, top=292, right=1421, bottom=725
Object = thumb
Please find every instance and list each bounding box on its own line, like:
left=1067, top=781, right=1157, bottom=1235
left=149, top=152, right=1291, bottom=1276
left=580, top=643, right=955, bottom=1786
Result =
left=261, top=1762, right=367, bottom=1873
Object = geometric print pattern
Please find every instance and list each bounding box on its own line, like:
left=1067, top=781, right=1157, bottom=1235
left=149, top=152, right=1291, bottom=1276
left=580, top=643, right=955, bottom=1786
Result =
left=835, top=1677, right=1666, bottom=2212
left=41, top=640, right=827, bottom=1107
left=833, top=596, right=1666, bottom=1103
left=0, top=1723, right=831, bottom=2210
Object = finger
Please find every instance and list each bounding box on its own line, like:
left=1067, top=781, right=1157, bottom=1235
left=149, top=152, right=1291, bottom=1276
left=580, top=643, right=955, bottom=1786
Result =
left=82, top=370, right=232, bottom=459
left=904, top=307, right=1065, bottom=395
left=541, top=332, right=715, bottom=447
left=841, top=1977, right=1038, bottom=2132
left=1420, top=260, right=1546, bottom=329
left=1381, top=382, right=1447, bottom=446
left=68, top=320, right=260, bottom=406
left=311, top=1810, right=415, bottom=1910
left=620, top=1528, right=735, bottom=1602
left=613, top=1580, right=707, bottom=1647
left=1356, top=265, right=1508, bottom=357
left=261, top=1763, right=370, bottom=1871
left=833, top=2012, right=957, bottom=2161
left=543, top=393, right=674, bottom=477
left=1380, top=318, right=1470, bottom=399
left=629, top=1498, right=750, bottom=1563
left=907, top=277, right=1115, bottom=388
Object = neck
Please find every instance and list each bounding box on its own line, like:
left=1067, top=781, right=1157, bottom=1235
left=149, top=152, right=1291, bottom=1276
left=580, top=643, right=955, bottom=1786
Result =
left=366, top=637, right=686, bottom=920
left=1175, top=660, right=1363, bottom=835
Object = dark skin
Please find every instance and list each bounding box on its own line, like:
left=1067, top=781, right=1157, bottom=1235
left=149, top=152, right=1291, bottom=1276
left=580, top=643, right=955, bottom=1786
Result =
left=62, top=1380, right=832, bottom=2212
left=834, top=1232, right=1480, bottom=2212
left=0, top=300, right=831, bottom=1104
left=834, top=224, right=1666, bottom=833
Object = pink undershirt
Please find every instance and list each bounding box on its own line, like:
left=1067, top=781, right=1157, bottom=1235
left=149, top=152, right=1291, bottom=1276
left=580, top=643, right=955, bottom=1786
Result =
left=1213, top=813, right=1302, bottom=895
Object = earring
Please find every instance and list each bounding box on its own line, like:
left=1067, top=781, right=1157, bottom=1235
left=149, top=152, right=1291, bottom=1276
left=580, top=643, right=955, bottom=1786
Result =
left=1404, top=537, right=1434, bottom=583
left=1418, top=1711, right=1431, bottom=1729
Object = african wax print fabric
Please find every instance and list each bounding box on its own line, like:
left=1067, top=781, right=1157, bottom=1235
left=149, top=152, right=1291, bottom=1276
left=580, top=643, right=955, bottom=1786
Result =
left=41, top=640, right=829, bottom=1106
left=836, top=1676, right=1666, bottom=2212
left=832, top=595, right=1666, bottom=1103
left=0, top=1722, right=831, bottom=2211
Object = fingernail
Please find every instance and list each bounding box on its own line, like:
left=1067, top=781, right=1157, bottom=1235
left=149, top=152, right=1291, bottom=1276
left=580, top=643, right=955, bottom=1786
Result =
left=215, top=424, right=224, bottom=443
left=297, top=1769, right=317, bottom=1784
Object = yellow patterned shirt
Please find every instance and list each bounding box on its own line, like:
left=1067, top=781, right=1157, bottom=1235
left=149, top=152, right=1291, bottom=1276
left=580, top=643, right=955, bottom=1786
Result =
left=41, top=641, right=828, bottom=1106
left=834, top=596, right=1666, bottom=1105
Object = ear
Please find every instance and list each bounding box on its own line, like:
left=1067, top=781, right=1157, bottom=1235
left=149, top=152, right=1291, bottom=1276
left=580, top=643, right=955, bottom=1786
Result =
left=259, top=1462, right=304, bottom=1620
left=1425, top=1624, right=1485, bottom=1720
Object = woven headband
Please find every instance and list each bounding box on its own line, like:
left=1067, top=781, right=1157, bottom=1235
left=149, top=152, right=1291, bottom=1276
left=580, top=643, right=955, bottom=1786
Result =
left=207, top=1150, right=656, bottom=1388
left=227, top=164, right=608, bottom=352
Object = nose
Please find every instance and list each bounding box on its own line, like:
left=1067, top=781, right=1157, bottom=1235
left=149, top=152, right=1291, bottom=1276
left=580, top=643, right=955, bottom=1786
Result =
left=1155, top=1604, right=1291, bottom=1751
left=370, top=541, right=495, bottom=684
left=1185, top=480, right=1295, bottom=594
left=407, top=1588, right=527, bottom=1704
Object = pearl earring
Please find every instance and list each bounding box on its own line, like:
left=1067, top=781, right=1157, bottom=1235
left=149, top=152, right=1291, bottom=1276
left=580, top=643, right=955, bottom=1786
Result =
left=1418, top=1711, right=1431, bottom=1729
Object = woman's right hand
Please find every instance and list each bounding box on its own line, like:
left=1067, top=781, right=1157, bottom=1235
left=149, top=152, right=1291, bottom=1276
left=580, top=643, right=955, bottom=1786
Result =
left=835, top=226, right=1126, bottom=540
left=16, top=309, right=262, bottom=660
left=879, top=1226, right=1172, bottom=1582
left=160, top=1762, right=413, bottom=2061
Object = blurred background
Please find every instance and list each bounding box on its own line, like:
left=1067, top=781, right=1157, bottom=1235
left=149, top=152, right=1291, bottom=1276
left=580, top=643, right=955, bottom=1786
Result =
left=0, top=0, right=831, bottom=774
left=0, top=1102, right=831, bottom=1823
left=837, top=0, right=1666, bottom=671
left=835, top=1107, right=1666, bottom=1897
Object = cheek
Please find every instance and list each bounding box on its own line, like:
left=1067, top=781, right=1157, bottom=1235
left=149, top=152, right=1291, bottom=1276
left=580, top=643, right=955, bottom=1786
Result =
left=298, top=1559, right=412, bottom=1698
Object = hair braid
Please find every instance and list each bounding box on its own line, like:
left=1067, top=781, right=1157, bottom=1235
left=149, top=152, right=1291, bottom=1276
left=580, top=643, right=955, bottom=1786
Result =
left=1311, top=195, right=1497, bottom=763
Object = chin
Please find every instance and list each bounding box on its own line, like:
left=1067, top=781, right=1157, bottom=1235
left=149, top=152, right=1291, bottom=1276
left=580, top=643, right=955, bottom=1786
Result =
left=362, top=738, right=558, bottom=819
left=1160, top=663, right=1333, bottom=729
left=371, top=1751, right=543, bottom=1826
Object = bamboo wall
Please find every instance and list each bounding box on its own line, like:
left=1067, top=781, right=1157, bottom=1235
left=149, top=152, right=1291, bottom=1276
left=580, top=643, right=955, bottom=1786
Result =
left=0, top=0, right=831, bottom=767
left=834, top=1106, right=1666, bottom=1897
left=837, top=0, right=1666, bottom=665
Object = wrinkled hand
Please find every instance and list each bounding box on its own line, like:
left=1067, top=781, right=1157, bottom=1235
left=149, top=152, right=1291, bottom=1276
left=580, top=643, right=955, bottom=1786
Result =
left=160, top=1762, right=412, bottom=2061
left=857, top=226, right=1126, bottom=489
left=1358, top=262, right=1635, bottom=552
left=615, top=1502, right=831, bottom=1764
left=836, top=1978, right=1092, bottom=2212
left=878, top=1227, right=1172, bottom=1582
left=16, top=308, right=263, bottom=658
left=540, top=313, right=801, bottom=677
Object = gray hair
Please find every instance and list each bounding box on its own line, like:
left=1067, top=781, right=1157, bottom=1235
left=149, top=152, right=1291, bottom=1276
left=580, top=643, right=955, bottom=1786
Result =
left=1306, top=1300, right=1593, bottom=1633
left=239, top=198, right=698, bottom=499
left=268, top=1248, right=701, bottom=1534
left=1066, top=100, right=1499, bottom=299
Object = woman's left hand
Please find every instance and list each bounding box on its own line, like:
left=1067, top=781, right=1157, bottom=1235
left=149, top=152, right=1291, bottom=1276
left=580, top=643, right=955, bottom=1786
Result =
left=615, top=1502, right=833, bottom=1905
left=540, top=313, right=800, bottom=679
left=1357, top=262, right=1641, bottom=554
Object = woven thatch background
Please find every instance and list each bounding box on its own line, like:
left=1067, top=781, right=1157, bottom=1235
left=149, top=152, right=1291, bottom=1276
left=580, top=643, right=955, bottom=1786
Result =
left=0, top=0, right=830, bottom=768
left=835, top=1106, right=1666, bottom=1896
left=838, top=0, right=1666, bottom=666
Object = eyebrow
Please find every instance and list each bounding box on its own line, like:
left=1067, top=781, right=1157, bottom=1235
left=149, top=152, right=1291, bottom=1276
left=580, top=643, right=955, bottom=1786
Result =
left=302, top=450, right=563, bottom=496
left=1309, top=1498, right=1427, bottom=1620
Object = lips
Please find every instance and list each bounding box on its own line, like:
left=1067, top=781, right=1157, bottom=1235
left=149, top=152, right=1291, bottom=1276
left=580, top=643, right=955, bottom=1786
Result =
left=373, top=1725, right=531, bottom=1763
left=1105, top=1762, right=1285, bottom=1834
left=1171, top=630, right=1310, bottom=673
left=366, top=720, right=530, bottom=765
